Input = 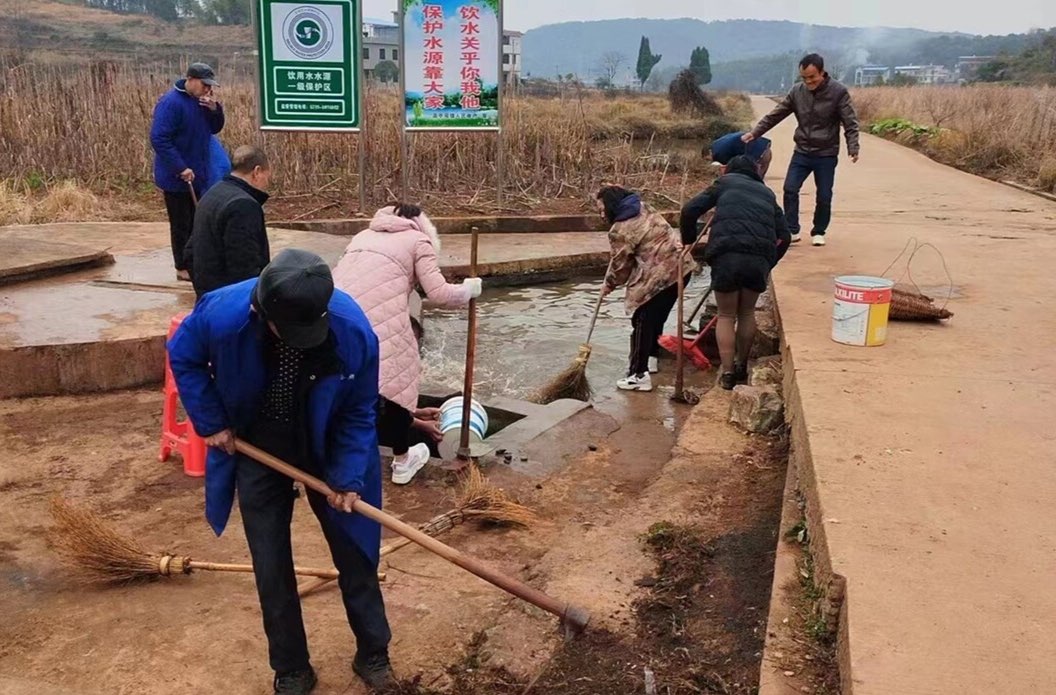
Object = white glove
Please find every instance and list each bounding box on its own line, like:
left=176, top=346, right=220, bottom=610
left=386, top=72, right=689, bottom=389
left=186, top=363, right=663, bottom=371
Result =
left=462, top=277, right=483, bottom=299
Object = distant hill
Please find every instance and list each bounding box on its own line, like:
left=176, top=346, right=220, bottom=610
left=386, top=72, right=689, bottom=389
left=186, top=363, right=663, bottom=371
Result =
left=523, top=18, right=1052, bottom=92
left=521, top=19, right=946, bottom=80
left=0, top=0, right=252, bottom=65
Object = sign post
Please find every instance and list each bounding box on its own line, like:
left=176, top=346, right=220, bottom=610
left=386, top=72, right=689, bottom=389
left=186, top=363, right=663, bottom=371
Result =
left=256, top=0, right=361, bottom=132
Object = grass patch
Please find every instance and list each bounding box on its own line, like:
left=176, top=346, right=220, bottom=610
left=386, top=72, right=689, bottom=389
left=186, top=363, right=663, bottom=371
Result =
left=868, top=117, right=940, bottom=138
left=854, top=85, right=1056, bottom=190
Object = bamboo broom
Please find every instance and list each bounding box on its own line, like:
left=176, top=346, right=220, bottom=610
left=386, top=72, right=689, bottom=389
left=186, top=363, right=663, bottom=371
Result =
left=50, top=467, right=534, bottom=587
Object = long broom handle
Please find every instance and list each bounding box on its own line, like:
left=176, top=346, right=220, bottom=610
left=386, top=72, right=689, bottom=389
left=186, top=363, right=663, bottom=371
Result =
left=458, top=227, right=480, bottom=460
left=675, top=267, right=686, bottom=395
left=234, top=440, right=590, bottom=631
left=187, top=180, right=198, bottom=207
left=189, top=561, right=339, bottom=579
left=584, top=259, right=613, bottom=345
left=674, top=213, right=714, bottom=395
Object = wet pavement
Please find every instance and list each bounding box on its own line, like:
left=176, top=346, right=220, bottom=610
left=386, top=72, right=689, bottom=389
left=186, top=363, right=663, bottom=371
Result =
left=0, top=223, right=608, bottom=350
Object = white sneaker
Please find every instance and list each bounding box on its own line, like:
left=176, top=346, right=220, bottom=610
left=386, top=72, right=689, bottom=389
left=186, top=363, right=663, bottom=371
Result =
left=391, top=443, right=430, bottom=485
left=812, top=235, right=826, bottom=247
left=790, top=233, right=802, bottom=244
left=648, top=357, right=660, bottom=374
left=617, top=373, right=653, bottom=392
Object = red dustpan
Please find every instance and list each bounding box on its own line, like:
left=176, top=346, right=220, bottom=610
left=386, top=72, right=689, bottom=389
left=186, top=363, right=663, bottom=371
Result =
left=659, top=314, right=717, bottom=371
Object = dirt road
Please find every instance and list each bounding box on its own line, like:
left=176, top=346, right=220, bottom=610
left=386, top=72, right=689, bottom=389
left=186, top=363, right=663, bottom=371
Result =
left=753, top=95, right=1056, bottom=694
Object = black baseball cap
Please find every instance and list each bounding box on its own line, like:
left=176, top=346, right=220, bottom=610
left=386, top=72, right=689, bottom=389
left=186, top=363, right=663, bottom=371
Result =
left=187, top=62, right=219, bottom=87
left=255, top=249, right=334, bottom=349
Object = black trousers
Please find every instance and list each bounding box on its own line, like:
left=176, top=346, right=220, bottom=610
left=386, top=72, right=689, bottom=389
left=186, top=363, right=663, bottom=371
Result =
left=376, top=398, right=413, bottom=457
left=628, top=277, right=685, bottom=376
left=237, top=429, right=391, bottom=676
left=163, top=191, right=196, bottom=271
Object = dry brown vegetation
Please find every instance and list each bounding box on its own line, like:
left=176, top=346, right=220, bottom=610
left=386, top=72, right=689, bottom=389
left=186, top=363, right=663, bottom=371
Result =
left=0, top=58, right=750, bottom=221
left=854, top=85, right=1056, bottom=192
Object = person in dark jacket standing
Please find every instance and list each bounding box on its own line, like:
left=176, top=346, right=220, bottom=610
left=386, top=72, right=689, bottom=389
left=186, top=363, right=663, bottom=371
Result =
left=188, top=145, right=272, bottom=298
left=680, top=155, right=792, bottom=390
left=168, top=249, right=395, bottom=694
left=743, top=53, right=859, bottom=247
left=150, top=63, right=225, bottom=281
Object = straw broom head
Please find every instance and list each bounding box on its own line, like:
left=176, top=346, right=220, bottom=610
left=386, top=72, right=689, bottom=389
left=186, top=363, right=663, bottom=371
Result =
left=530, top=343, right=594, bottom=405
left=453, top=465, right=538, bottom=528
left=48, top=497, right=186, bottom=585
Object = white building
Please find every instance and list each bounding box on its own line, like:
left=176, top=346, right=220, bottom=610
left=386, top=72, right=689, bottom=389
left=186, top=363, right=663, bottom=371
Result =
left=503, top=30, right=523, bottom=86
left=956, top=55, right=998, bottom=82
left=893, top=64, right=952, bottom=85
left=854, top=65, right=892, bottom=86
left=362, top=16, right=399, bottom=82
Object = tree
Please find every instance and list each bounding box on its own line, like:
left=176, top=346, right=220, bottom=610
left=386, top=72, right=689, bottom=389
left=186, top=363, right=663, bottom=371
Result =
left=689, top=46, right=712, bottom=85
left=636, top=36, right=662, bottom=89
left=597, top=52, right=626, bottom=85
left=204, top=0, right=249, bottom=24
left=375, top=60, right=399, bottom=84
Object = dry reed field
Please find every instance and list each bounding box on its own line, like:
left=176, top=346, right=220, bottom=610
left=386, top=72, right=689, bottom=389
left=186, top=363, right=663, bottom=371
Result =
left=0, top=59, right=749, bottom=224
left=854, top=85, right=1056, bottom=193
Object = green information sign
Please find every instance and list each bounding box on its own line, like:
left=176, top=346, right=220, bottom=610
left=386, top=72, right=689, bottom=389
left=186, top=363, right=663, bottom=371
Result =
left=256, top=0, right=361, bottom=131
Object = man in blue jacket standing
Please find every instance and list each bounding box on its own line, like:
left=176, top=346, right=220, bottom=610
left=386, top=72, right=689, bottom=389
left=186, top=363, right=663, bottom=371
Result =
left=151, top=63, right=225, bottom=282
left=168, top=249, right=394, bottom=694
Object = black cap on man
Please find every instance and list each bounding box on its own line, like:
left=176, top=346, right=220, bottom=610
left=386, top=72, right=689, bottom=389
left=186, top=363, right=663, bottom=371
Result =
left=255, top=249, right=334, bottom=349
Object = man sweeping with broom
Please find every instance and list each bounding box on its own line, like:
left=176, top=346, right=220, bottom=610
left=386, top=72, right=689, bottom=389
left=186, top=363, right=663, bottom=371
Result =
left=168, top=248, right=393, bottom=694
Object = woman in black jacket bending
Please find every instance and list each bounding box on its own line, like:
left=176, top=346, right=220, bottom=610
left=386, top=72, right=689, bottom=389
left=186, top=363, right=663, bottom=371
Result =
left=680, top=155, right=792, bottom=390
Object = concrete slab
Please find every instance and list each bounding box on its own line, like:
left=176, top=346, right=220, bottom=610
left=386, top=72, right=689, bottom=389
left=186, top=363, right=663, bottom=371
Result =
left=0, top=222, right=612, bottom=398
left=754, top=96, right=1056, bottom=693
left=0, top=230, right=113, bottom=285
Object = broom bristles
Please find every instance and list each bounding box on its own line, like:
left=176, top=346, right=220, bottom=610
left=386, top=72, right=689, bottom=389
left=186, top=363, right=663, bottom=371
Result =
left=48, top=498, right=167, bottom=584
left=530, top=344, right=594, bottom=405
left=453, top=465, right=538, bottom=527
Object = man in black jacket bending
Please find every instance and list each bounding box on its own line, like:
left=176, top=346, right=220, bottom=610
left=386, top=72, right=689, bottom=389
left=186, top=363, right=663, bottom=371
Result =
left=680, top=155, right=791, bottom=390
left=188, top=145, right=272, bottom=297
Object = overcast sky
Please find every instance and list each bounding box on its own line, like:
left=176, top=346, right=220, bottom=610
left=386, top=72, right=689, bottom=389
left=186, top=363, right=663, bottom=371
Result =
left=364, top=0, right=1055, bottom=36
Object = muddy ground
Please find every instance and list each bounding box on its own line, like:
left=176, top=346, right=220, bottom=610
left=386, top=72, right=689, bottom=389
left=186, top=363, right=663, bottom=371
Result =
left=0, top=370, right=787, bottom=694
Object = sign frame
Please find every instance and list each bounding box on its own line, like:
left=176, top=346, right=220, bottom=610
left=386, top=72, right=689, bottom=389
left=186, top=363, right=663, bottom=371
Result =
left=256, top=0, right=363, bottom=132
left=399, top=0, right=503, bottom=133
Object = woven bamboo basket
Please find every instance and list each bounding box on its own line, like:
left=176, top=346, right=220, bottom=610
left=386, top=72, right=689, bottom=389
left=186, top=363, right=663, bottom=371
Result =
left=890, top=287, right=954, bottom=321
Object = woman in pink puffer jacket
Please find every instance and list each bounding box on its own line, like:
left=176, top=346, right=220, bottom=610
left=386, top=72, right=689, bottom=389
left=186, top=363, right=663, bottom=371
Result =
left=333, top=203, right=482, bottom=484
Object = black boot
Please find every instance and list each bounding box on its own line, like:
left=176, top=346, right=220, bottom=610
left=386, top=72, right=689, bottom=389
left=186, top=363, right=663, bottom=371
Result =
left=719, top=371, right=737, bottom=391
left=354, top=651, right=395, bottom=691
left=274, top=667, right=317, bottom=695
left=734, top=361, right=750, bottom=385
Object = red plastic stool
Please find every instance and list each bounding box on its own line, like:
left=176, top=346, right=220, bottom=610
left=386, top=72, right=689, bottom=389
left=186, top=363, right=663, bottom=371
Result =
left=159, top=312, right=206, bottom=478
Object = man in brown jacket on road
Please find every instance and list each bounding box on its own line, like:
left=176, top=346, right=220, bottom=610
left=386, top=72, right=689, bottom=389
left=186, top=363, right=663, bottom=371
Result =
left=743, top=53, right=860, bottom=247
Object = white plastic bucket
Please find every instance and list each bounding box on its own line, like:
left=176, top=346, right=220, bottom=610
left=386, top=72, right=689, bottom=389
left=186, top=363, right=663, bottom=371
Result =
left=437, top=397, right=489, bottom=460
left=832, top=276, right=894, bottom=347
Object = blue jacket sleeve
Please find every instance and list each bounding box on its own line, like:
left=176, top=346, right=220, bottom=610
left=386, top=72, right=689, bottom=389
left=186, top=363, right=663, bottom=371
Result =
left=327, top=331, right=380, bottom=494
left=150, top=97, right=189, bottom=177
left=208, top=103, right=225, bottom=134
left=168, top=309, right=230, bottom=438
